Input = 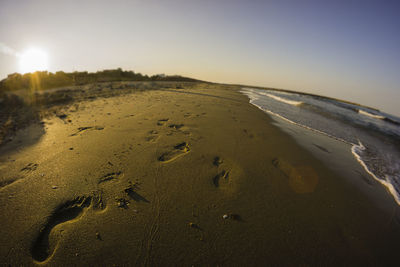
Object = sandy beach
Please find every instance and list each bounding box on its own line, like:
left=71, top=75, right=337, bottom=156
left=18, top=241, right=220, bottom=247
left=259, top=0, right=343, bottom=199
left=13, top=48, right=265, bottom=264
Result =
left=1, top=82, right=399, bottom=266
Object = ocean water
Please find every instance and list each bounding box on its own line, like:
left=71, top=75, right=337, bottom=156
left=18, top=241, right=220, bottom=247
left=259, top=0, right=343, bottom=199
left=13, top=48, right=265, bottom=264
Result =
left=241, top=87, right=400, bottom=205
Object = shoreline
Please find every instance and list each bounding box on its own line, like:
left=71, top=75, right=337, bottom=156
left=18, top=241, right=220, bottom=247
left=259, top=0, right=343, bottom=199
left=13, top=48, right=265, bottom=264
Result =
left=1, top=82, right=399, bottom=265
left=241, top=86, right=400, bottom=209
left=238, top=84, right=381, bottom=112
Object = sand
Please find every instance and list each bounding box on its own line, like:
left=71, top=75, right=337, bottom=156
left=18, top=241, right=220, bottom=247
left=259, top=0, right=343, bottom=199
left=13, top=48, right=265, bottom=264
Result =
left=1, top=82, right=400, bottom=266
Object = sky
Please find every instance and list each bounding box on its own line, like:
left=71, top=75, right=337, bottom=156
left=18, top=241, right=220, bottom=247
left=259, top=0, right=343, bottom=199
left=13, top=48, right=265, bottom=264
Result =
left=0, top=0, right=399, bottom=116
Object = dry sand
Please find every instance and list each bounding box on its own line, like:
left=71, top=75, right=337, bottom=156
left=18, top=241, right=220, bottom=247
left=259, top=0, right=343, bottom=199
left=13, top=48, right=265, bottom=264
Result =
left=1, top=82, right=400, bottom=266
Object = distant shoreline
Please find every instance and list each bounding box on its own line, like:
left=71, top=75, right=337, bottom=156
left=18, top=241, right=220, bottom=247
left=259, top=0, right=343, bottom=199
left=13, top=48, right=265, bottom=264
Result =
left=234, top=83, right=380, bottom=112
left=0, top=69, right=380, bottom=113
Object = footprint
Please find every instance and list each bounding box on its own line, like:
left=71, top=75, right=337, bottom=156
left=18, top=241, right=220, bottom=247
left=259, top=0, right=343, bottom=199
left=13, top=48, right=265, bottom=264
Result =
left=98, top=171, right=123, bottom=184
left=213, top=156, right=223, bottom=167
left=271, top=158, right=292, bottom=177
left=145, top=130, right=159, bottom=143
left=31, top=196, right=92, bottom=262
left=0, top=178, right=18, bottom=189
left=213, top=170, right=230, bottom=187
left=115, top=197, right=130, bottom=209
left=158, top=142, right=190, bottom=163
left=272, top=158, right=319, bottom=193
left=70, top=126, right=104, bottom=136
left=92, top=190, right=107, bottom=212
left=182, top=131, right=192, bottom=136
left=157, top=119, right=169, bottom=126
left=56, top=113, right=70, bottom=123
left=209, top=158, right=244, bottom=194
left=21, top=163, right=38, bottom=173
left=168, top=124, right=184, bottom=130
left=145, top=135, right=160, bottom=142
left=243, top=129, right=254, bottom=139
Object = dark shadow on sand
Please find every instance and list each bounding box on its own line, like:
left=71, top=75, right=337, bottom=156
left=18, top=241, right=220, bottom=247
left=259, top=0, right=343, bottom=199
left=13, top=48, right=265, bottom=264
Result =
left=0, top=93, right=45, bottom=156
left=125, top=187, right=150, bottom=203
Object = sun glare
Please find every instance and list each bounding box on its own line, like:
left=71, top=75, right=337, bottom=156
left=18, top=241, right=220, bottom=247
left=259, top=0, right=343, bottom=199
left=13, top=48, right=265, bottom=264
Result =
left=18, top=48, right=49, bottom=74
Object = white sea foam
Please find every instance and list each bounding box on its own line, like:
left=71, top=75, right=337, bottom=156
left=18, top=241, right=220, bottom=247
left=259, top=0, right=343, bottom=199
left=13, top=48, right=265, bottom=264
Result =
left=351, top=142, right=400, bottom=205
left=358, top=109, right=385, bottom=120
left=241, top=88, right=352, bottom=145
left=259, top=92, right=303, bottom=106
left=241, top=87, right=303, bottom=106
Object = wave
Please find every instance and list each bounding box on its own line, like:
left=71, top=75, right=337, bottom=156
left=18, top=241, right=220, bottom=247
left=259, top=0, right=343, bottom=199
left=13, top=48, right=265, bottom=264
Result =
left=258, top=92, right=303, bottom=106
left=241, top=87, right=400, bottom=206
left=358, top=109, right=386, bottom=120
left=244, top=93, right=353, bottom=145
left=351, top=142, right=400, bottom=205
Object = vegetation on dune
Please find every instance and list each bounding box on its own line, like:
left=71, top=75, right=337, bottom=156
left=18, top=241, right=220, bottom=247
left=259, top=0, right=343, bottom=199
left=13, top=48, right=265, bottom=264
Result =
left=0, top=69, right=204, bottom=145
left=0, top=68, right=201, bottom=92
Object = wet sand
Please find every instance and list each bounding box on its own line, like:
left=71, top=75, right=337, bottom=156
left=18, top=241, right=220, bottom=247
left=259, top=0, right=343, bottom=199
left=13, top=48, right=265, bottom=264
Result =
left=1, top=82, right=400, bottom=266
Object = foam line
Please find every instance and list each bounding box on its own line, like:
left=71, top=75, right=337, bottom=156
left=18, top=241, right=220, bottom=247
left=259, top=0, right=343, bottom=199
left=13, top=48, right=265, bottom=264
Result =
left=358, top=109, right=385, bottom=120
left=351, top=142, right=400, bottom=205
left=241, top=88, right=352, bottom=145
left=258, top=92, right=303, bottom=106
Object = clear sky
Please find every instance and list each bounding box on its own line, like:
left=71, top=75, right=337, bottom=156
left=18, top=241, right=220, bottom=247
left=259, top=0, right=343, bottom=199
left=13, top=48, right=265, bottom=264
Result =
left=1, top=0, right=399, bottom=116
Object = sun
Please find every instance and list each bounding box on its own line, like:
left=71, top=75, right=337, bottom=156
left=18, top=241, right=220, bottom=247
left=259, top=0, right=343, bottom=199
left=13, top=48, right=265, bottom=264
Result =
left=18, top=48, right=49, bottom=74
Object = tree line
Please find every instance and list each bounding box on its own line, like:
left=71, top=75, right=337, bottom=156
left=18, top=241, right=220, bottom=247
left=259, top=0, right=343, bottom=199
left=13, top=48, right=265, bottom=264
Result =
left=0, top=68, right=201, bottom=92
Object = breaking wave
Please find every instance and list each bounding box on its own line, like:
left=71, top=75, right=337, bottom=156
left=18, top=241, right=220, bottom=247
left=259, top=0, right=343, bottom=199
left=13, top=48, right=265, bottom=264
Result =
left=258, top=92, right=303, bottom=106
left=358, top=109, right=386, bottom=120
left=351, top=142, right=400, bottom=205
